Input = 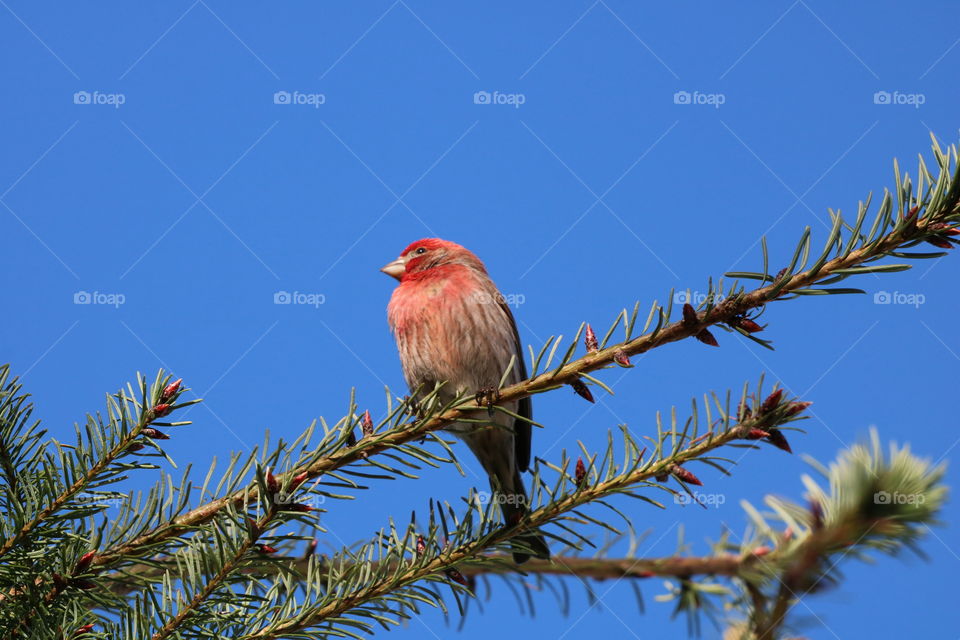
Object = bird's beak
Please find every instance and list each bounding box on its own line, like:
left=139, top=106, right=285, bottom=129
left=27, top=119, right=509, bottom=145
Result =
left=380, top=257, right=406, bottom=280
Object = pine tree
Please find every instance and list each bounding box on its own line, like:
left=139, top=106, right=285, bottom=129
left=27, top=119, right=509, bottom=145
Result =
left=1, top=136, right=957, bottom=639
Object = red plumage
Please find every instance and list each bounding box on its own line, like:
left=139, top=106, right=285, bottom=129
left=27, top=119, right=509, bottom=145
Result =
left=383, top=238, right=548, bottom=563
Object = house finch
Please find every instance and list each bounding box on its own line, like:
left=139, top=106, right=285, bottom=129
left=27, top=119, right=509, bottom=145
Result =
left=383, top=238, right=549, bottom=563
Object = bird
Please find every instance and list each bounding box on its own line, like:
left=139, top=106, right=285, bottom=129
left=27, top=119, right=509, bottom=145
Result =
left=382, top=238, right=549, bottom=563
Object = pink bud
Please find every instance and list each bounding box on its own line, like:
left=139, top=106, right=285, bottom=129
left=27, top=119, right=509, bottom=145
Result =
left=783, top=401, right=812, bottom=416
left=584, top=324, right=599, bottom=353
left=575, top=457, right=587, bottom=486
left=445, top=567, right=469, bottom=586
left=765, top=430, right=792, bottom=453
left=161, top=378, right=182, bottom=402
left=672, top=465, right=703, bottom=486
left=151, top=404, right=172, bottom=418
left=361, top=410, right=374, bottom=437
left=695, top=329, right=718, bottom=347
left=74, top=551, right=96, bottom=573
left=291, top=472, right=309, bottom=489
left=265, top=470, right=279, bottom=494
left=570, top=379, right=594, bottom=403
left=760, top=388, right=784, bottom=414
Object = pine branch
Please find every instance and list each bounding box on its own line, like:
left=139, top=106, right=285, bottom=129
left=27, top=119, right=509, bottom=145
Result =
left=1, top=137, right=956, bottom=638
left=239, top=393, right=808, bottom=639
left=61, top=137, right=955, bottom=620
left=106, top=553, right=744, bottom=595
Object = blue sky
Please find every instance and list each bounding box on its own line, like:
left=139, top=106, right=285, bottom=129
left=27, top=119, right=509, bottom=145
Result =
left=1, top=1, right=958, bottom=637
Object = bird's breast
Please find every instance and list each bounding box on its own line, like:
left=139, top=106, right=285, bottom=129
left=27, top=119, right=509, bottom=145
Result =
left=388, top=273, right=517, bottom=395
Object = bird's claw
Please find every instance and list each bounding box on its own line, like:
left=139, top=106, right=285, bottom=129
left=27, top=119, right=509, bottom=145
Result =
left=474, top=386, right=500, bottom=416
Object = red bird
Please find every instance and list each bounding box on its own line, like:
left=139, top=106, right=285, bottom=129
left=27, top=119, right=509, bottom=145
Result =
left=383, top=238, right=549, bottom=563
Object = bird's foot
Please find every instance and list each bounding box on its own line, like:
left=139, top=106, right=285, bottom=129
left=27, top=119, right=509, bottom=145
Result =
left=474, top=386, right=500, bottom=417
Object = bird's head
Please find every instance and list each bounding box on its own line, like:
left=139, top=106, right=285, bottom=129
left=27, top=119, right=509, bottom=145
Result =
left=380, top=238, right=485, bottom=282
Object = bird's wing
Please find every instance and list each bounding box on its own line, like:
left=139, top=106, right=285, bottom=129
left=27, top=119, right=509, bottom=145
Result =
left=498, top=299, right=532, bottom=472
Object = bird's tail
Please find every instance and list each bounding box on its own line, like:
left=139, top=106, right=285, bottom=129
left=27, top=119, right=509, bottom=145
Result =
left=495, top=469, right=550, bottom=564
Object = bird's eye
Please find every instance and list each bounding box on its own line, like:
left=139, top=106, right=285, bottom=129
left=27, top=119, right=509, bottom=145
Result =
left=415, top=247, right=427, bottom=255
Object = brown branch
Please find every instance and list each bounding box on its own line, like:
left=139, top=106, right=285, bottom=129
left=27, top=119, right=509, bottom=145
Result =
left=105, top=553, right=747, bottom=597
left=91, top=205, right=958, bottom=575
left=241, top=402, right=807, bottom=639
